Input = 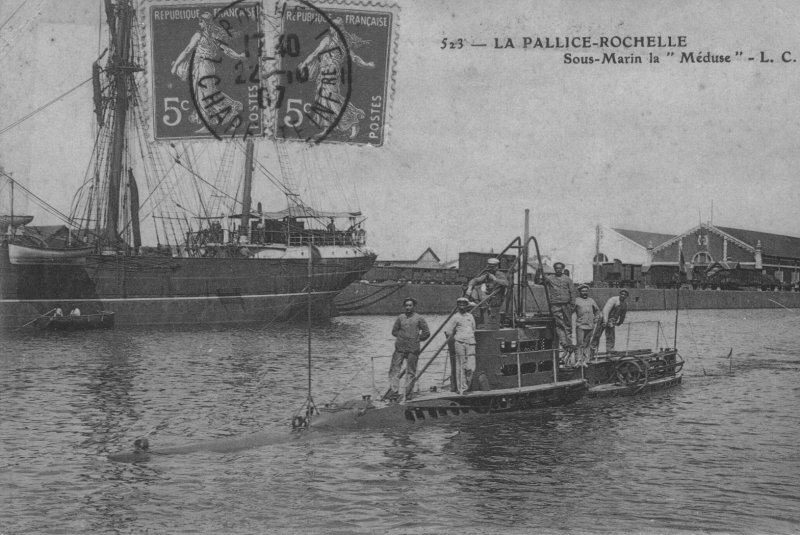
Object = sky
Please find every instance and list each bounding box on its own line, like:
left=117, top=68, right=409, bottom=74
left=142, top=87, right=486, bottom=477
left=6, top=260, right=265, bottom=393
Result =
left=2, top=0, right=800, bottom=280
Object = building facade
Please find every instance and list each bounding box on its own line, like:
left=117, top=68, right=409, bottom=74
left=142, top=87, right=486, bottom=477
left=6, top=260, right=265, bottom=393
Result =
left=594, top=223, right=800, bottom=290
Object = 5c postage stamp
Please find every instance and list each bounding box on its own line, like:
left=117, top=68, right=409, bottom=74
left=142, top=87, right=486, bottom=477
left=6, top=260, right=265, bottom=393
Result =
left=268, top=1, right=397, bottom=146
left=140, top=0, right=397, bottom=145
left=144, top=1, right=265, bottom=141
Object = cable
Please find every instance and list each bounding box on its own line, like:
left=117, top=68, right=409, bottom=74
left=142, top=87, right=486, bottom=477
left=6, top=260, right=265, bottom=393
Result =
left=0, top=171, right=72, bottom=224
left=0, top=77, right=92, bottom=136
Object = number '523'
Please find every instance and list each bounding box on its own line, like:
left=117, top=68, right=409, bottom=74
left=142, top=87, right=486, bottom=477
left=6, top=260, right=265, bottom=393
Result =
left=440, top=38, right=463, bottom=49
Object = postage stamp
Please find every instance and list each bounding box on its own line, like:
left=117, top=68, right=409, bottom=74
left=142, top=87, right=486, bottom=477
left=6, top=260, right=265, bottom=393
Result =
left=140, top=0, right=397, bottom=145
left=145, top=1, right=265, bottom=141
left=267, top=0, right=397, bottom=146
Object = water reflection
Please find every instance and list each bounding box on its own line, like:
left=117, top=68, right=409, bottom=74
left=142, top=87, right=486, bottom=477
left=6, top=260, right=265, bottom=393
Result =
left=379, top=431, right=429, bottom=479
left=77, top=332, right=144, bottom=450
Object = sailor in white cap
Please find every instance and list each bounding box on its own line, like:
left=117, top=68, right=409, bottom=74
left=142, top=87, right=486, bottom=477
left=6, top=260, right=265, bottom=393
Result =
left=465, top=257, right=510, bottom=326
left=574, top=284, right=601, bottom=364
left=445, top=296, right=477, bottom=394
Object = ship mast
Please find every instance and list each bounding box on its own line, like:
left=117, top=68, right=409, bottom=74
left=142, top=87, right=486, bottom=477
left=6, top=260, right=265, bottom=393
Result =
left=239, top=140, right=255, bottom=240
left=104, top=0, right=135, bottom=245
left=594, top=224, right=600, bottom=284
left=518, top=209, right=530, bottom=315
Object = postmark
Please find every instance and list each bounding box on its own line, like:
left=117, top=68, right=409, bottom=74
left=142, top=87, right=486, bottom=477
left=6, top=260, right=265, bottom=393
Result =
left=269, top=0, right=396, bottom=146
left=146, top=1, right=264, bottom=141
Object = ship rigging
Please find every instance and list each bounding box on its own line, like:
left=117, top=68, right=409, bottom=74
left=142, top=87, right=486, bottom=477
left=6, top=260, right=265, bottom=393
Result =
left=0, top=0, right=376, bottom=329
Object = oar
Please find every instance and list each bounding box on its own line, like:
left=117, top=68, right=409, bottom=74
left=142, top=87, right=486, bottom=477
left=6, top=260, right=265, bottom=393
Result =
left=17, top=308, right=55, bottom=330
left=405, top=339, right=451, bottom=394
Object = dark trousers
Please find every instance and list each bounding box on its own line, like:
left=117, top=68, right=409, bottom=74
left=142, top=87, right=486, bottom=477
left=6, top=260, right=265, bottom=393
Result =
left=550, top=303, right=573, bottom=349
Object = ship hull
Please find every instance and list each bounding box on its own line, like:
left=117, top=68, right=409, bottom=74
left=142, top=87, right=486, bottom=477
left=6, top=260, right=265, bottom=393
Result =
left=308, top=380, right=588, bottom=432
left=0, top=244, right=375, bottom=329
left=561, top=349, right=684, bottom=397
left=108, top=380, right=589, bottom=462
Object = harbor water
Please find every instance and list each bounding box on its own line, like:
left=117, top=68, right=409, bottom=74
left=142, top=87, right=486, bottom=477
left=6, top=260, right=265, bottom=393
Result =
left=1, top=309, right=799, bottom=534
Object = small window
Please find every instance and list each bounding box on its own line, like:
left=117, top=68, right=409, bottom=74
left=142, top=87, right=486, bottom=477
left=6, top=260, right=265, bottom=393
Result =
left=500, top=339, right=550, bottom=352
left=593, top=253, right=608, bottom=263
left=520, top=339, right=548, bottom=351
left=500, top=361, right=539, bottom=376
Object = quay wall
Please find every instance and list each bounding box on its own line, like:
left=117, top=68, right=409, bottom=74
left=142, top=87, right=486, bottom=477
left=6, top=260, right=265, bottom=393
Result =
left=333, top=283, right=800, bottom=315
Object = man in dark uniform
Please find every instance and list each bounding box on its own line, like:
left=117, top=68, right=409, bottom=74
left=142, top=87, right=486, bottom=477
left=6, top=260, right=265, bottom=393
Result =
left=388, top=298, right=430, bottom=400
left=535, top=262, right=576, bottom=352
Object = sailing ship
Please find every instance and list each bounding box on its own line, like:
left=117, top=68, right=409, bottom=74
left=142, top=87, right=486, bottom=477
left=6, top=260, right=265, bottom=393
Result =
left=0, top=1, right=376, bottom=329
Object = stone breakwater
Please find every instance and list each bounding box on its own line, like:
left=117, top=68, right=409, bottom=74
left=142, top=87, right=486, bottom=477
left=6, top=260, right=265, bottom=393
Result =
left=334, top=283, right=800, bottom=315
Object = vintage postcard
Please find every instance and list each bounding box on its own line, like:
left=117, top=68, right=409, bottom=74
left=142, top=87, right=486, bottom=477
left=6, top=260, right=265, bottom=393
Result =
left=1, top=1, right=799, bottom=534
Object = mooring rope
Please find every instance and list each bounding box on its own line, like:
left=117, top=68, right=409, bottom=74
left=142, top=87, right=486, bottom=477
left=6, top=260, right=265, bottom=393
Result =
left=334, top=282, right=405, bottom=306
left=334, top=284, right=407, bottom=313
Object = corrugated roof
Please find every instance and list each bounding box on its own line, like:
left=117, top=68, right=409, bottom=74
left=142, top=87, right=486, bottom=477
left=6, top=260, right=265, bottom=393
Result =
left=715, top=226, right=800, bottom=258
left=611, top=228, right=675, bottom=249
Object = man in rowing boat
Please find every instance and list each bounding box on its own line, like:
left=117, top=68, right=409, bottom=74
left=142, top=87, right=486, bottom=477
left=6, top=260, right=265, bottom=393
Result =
left=596, top=289, right=629, bottom=353
left=535, top=262, right=576, bottom=352
left=445, top=297, right=477, bottom=394
left=388, top=298, right=431, bottom=401
left=465, top=258, right=510, bottom=326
